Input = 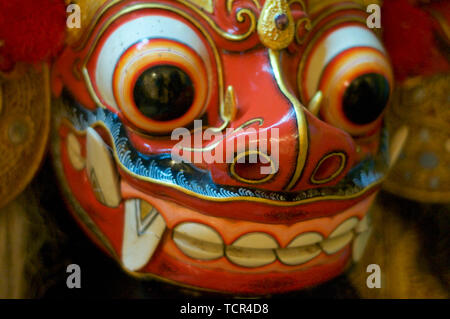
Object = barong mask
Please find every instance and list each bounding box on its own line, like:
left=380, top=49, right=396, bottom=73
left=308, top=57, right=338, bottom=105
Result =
left=48, top=0, right=398, bottom=294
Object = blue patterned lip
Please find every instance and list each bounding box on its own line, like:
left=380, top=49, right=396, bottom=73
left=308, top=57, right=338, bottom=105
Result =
left=53, top=91, right=389, bottom=203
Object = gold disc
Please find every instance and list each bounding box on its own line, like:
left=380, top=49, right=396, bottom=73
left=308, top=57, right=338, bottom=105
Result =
left=383, top=74, right=450, bottom=203
left=0, top=65, right=51, bottom=208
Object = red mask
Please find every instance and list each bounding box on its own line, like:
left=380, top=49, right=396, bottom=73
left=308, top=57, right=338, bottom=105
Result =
left=51, top=0, right=394, bottom=294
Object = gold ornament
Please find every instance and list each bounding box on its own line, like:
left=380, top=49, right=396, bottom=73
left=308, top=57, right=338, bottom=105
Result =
left=0, top=65, right=51, bottom=208
left=257, top=0, right=295, bottom=50
left=383, top=74, right=450, bottom=203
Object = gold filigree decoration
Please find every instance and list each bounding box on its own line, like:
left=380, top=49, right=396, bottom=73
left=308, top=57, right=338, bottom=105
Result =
left=226, top=0, right=261, bottom=13
left=307, top=91, right=323, bottom=116
left=190, top=85, right=238, bottom=134
left=289, top=0, right=311, bottom=44
left=257, top=0, right=295, bottom=50
left=187, top=0, right=214, bottom=13
left=214, top=85, right=238, bottom=132
left=178, top=0, right=258, bottom=42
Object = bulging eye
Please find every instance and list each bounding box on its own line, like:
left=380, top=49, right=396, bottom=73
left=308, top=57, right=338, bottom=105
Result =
left=85, top=13, right=215, bottom=134
left=299, top=24, right=393, bottom=136
left=113, top=39, right=208, bottom=133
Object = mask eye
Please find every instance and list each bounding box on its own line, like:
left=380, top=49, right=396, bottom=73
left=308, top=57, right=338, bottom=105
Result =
left=299, top=24, right=393, bottom=136
left=113, top=39, right=208, bottom=133
left=342, top=73, right=390, bottom=125
left=84, top=13, right=215, bottom=134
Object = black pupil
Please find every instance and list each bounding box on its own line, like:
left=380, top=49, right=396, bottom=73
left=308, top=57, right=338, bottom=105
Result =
left=133, top=65, right=194, bottom=122
left=342, top=73, right=390, bottom=125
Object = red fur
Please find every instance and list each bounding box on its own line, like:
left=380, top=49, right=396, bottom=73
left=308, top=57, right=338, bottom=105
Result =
left=0, top=0, right=66, bottom=71
left=382, top=0, right=450, bottom=81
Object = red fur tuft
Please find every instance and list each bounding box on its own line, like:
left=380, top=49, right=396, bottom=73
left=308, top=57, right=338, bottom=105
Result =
left=382, top=0, right=450, bottom=81
left=0, top=0, right=66, bottom=71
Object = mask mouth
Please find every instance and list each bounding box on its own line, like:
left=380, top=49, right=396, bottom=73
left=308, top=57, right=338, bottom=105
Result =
left=55, top=91, right=390, bottom=207
left=51, top=92, right=378, bottom=293
left=118, top=194, right=373, bottom=273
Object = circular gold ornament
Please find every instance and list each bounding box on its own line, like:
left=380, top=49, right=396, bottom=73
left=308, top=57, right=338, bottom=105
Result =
left=0, top=65, right=51, bottom=208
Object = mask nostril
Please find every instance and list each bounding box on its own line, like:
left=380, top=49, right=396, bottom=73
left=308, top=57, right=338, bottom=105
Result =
left=310, top=153, right=347, bottom=185
left=230, top=152, right=276, bottom=185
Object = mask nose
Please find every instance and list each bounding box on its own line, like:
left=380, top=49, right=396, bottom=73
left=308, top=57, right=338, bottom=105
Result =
left=179, top=49, right=356, bottom=193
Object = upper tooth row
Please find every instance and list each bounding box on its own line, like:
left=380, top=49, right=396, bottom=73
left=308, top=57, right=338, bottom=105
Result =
left=173, top=215, right=371, bottom=268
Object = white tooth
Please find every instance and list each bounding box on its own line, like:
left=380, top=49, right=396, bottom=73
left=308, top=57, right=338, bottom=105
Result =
left=173, top=223, right=223, bottom=260
left=66, top=132, right=85, bottom=170
left=288, top=232, right=323, bottom=248
left=352, top=227, right=372, bottom=262
left=225, top=232, right=278, bottom=267
left=276, top=232, right=323, bottom=266
left=329, top=217, right=359, bottom=238
left=277, top=245, right=321, bottom=266
left=86, top=127, right=121, bottom=207
left=389, top=125, right=409, bottom=167
left=320, top=232, right=354, bottom=255
left=122, top=199, right=166, bottom=271
left=232, top=232, right=279, bottom=249
left=355, top=212, right=372, bottom=233
left=225, top=246, right=276, bottom=268
left=174, top=222, right=223, bottom=245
